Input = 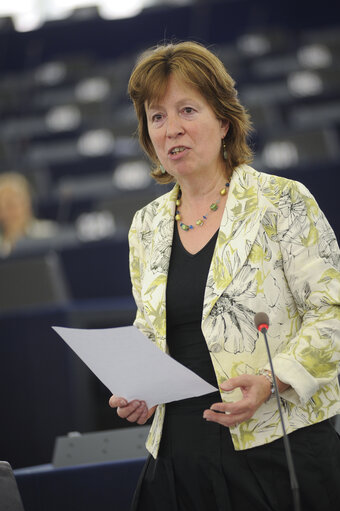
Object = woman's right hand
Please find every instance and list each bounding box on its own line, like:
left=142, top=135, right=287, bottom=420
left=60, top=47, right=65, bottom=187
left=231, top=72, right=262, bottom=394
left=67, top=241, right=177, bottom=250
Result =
left=109, top=396, right=156, bottom=425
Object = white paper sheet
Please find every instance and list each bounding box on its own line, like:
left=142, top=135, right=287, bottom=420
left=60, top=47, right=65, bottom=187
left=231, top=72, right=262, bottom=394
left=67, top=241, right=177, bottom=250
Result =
left=53, top=325, right=218, bottom=408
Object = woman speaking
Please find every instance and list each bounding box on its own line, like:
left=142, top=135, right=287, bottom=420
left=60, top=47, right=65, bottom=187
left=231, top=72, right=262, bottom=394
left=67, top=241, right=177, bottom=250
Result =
left=109, top=41, right=340, bottom=511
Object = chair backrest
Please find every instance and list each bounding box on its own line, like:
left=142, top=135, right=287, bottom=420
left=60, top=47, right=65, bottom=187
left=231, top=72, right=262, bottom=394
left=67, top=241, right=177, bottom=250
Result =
left=0, top=251, right=69, bottom=313
left=0, top=461, right=25, bottom=511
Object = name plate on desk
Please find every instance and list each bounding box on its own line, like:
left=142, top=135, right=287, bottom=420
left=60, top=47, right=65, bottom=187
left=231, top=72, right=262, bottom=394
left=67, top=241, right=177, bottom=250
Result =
left=52, top=427, right=149, bottom=468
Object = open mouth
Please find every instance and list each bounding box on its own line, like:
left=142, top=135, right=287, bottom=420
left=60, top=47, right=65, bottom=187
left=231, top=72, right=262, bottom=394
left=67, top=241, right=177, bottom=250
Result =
left=169, top=146, right=186, bottom=155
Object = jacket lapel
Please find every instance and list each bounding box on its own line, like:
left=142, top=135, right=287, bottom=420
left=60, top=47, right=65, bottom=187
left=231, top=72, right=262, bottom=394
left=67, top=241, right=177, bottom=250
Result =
left=202, top=165, right=269, bottom=322
left=141, top=184, right=179, bottom=350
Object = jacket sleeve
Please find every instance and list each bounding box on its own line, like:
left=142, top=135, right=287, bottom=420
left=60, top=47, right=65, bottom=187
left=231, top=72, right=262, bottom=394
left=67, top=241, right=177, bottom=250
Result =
left=128, top=210, right=156, bottom=342
left=272, top=179, right=340, bottom=405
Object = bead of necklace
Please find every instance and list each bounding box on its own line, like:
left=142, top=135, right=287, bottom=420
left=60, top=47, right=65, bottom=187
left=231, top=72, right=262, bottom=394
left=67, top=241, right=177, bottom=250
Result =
left=175, top=182, right=230, bottom=231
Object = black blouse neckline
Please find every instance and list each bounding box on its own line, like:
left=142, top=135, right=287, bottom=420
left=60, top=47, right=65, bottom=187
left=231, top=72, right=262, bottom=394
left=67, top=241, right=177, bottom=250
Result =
left=175, top=224, right=219, bottom=258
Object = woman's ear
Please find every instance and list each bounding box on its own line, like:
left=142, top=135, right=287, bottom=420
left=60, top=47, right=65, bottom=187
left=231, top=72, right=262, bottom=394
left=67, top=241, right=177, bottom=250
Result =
left=220, top=119, right=229, bottom=138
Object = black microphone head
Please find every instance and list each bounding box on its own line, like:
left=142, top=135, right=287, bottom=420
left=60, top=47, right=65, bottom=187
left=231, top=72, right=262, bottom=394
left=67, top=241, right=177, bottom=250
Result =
left=254, top=312, right=269, bottom=330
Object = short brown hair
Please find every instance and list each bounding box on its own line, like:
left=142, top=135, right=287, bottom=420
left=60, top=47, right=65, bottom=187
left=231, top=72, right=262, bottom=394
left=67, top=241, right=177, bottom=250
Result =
left=128, top=41, right=253, bottom=184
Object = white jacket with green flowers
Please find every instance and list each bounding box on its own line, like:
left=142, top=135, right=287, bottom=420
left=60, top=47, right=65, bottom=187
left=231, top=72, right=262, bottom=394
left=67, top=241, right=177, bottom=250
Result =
left=128, top=164, right=340, bottom=458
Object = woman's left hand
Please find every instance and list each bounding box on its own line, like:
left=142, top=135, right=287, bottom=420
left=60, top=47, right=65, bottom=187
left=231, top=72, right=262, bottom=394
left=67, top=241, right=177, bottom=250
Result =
left=203, top=374, right=273, bottom=427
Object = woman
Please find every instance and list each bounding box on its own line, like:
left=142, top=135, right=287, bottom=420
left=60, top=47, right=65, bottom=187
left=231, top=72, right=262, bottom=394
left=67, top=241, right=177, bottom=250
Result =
left=109, top=42, right=340, bottom=510
left=0, top=172, right=57, bottom=256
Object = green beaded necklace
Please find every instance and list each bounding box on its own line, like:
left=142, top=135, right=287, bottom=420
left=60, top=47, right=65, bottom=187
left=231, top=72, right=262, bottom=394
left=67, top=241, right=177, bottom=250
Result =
left=175, top=181, right=230, bottom=231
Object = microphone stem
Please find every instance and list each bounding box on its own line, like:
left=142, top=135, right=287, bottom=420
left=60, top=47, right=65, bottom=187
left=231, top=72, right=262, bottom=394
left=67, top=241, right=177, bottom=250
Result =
left=261, top=327, right=301, bottom=511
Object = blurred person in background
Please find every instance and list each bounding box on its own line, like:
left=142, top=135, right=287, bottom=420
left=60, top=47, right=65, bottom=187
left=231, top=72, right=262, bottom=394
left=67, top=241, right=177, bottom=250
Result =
left=0, top=172, right=57, bottom=257
left=109, top=42, right=340, bottom=511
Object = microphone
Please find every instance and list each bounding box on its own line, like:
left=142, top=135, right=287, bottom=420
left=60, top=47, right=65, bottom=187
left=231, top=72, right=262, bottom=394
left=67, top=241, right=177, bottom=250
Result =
left=254, top=311, right=269, bottom=332
left=254, top=312, right=301, bottom=511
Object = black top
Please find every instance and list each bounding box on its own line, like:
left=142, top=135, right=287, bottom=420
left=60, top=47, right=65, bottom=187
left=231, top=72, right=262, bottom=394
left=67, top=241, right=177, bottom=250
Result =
left=165, top=225, right=221, bottom=413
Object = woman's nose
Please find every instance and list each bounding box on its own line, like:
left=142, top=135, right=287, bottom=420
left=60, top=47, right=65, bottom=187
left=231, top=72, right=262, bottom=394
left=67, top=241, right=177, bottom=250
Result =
left=166, top=114, right=184, bottom=138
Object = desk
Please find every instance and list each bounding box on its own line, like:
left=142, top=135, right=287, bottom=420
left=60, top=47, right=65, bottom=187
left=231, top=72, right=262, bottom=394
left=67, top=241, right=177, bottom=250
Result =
left=15, top=458, right=145, bottom=511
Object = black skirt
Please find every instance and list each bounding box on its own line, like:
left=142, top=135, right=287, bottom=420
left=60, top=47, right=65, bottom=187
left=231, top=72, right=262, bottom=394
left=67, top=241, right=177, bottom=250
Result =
left=131, top=403, right=340, bottom=511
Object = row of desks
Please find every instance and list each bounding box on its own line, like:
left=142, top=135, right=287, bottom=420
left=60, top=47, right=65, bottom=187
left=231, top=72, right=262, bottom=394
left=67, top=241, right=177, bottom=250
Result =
left=15, top=458, right=145, bottom=511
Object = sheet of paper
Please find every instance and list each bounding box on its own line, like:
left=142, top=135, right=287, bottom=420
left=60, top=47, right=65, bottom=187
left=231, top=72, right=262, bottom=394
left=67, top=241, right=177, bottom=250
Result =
left=53, top=325, right=218, bottom=408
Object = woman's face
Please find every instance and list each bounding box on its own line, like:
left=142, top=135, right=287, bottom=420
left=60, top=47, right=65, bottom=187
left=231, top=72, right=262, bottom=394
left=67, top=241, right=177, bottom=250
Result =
left=0, top=184, right=31, bottom=230
left=145, top=74, right=229, bottom=182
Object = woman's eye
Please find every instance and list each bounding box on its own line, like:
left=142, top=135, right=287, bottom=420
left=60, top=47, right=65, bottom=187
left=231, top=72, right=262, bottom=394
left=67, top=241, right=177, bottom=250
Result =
left=152, top=114, right=163, bottom=123
left=183, top=107, right=194, bottom=114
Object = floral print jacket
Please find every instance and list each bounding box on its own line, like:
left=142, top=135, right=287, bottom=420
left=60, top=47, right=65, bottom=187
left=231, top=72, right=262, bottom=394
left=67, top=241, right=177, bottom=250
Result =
left=128, top=164, right=340, bottom=458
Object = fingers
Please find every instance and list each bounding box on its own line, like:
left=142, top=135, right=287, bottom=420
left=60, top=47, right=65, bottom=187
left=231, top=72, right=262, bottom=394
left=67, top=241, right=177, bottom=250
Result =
left=118, top=400, right=148, bottom=422
left=209, top=401, right=247, bottom=415
left=220, top=374, right=253, bottom=392
left=108, top=395, right=150, bottom=424
left=203, top=374, right=272, bottom=427
left=203, top=408, right=244, bottom=427
left=220, top=374, right=272, bottom=408
left=109, top=395, right=127, bottom=408
left=203, top=400, right=252, bottom=427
